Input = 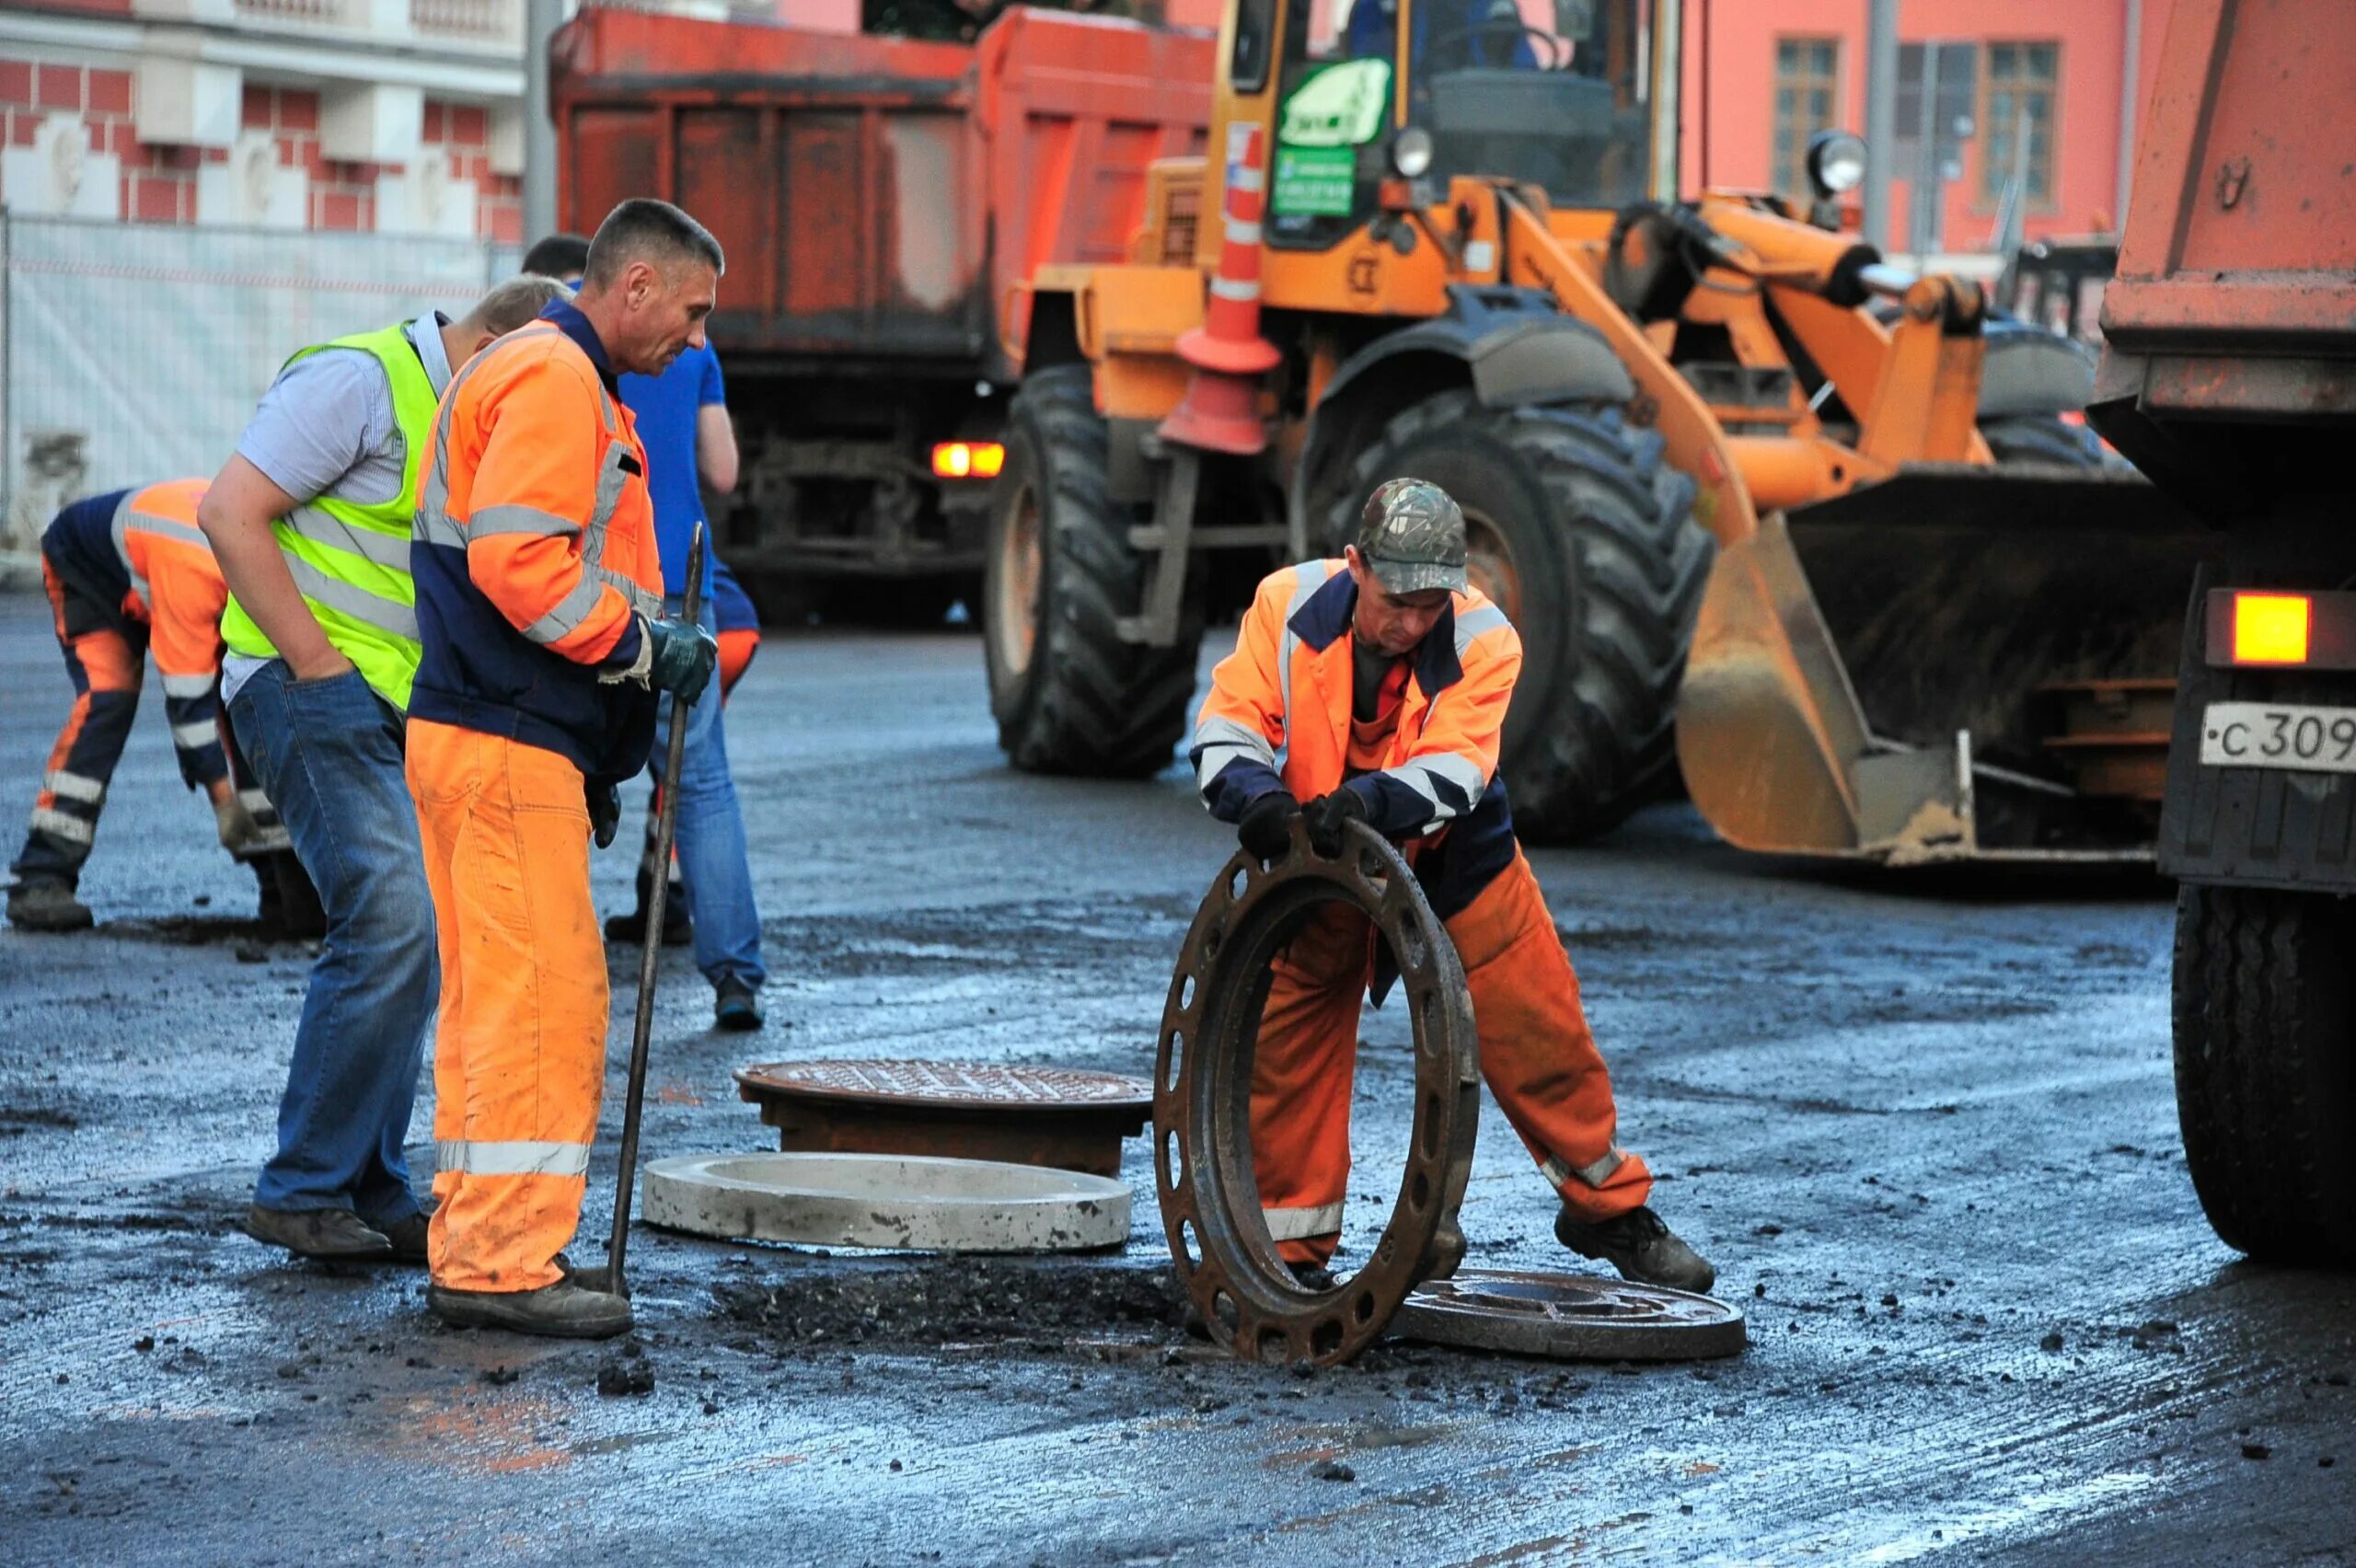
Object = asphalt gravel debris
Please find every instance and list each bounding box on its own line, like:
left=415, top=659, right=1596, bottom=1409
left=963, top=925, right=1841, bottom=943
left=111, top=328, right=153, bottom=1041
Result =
left=1310, top=1459, right=1356, bottom=1482
left=595, top=1358, right=655, bottom=1397
left=713, top=1258, right=1185, bottom=1351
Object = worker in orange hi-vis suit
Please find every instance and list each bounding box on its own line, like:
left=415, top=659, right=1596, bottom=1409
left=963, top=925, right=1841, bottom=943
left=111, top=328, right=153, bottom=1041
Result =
left=405, top=199, right=722, bottom=1340
left=7, top=478, right=275, bottom=931
left=1189, top=478, right=1715, bottom=1294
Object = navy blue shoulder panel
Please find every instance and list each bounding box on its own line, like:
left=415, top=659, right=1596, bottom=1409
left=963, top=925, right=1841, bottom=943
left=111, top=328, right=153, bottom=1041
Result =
left=1288, top=569, right=1357, bottom=651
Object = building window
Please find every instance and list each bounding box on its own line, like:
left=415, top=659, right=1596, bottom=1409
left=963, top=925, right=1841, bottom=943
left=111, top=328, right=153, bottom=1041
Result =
left=1773, top=38, right=1842, bottom=197
left=1981, top=41, right=2059, bottom=207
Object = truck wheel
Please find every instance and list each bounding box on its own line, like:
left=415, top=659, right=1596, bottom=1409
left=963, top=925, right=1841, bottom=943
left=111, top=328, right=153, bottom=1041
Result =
left=1981, top=413, right=2110, bottom=468
left=1322, top=391, right=1709, bottom=843
left=984, top=364, right=1201, bottom=777
left=2172, top=883, right=2356, bottom=1266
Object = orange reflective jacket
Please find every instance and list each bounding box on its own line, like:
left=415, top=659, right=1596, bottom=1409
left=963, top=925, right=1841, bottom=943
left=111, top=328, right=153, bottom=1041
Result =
left=1192, top=559, right=1523, bottom=916
left=410, top=306, right=665, bottom=781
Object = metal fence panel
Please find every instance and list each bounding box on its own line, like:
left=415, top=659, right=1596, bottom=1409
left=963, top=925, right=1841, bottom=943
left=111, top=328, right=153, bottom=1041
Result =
left=1, top=211, right=520, bottom=577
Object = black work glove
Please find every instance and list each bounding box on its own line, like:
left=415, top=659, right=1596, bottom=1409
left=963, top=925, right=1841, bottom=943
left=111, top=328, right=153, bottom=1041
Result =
left=587, top=780, right=621, bottom=849
left=1237, top=790, right=1300, bottom=862
left=1303, top=788, right=1369, bottom=858
left=644, top=616, right=719, bottom=706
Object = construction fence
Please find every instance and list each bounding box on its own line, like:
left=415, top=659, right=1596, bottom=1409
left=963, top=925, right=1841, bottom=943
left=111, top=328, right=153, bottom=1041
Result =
left=0, top=210, right=520, bottom=584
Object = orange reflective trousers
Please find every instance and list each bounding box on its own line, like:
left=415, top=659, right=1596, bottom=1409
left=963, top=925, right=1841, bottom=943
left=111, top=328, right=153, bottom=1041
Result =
left=1251, top=849, right=1653, bottom=1265
left=407, top=717, right=606, bottom=1294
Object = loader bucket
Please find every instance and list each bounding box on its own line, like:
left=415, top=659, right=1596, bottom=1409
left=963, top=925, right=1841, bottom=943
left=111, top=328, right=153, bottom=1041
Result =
left=1676, top=465, right=2213, bottom=865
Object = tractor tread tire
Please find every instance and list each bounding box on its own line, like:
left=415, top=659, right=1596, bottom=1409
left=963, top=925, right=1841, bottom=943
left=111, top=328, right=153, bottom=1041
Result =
left=2171, top=883, right=2356, bottom=1267
left=987, top=364, right=1201, bottom=778
left=1323, top=391, right=1710, bottom=843
left=1981, top=412, right=2111, bottom=469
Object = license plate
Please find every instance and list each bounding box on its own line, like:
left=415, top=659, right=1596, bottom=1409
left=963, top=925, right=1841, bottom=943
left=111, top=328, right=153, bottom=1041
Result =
left=2200, top=701, right=2356, bottom=773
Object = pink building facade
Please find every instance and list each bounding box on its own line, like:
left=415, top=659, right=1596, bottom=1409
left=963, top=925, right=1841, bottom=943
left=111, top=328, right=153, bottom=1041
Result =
left=1680, top=0, right=2174, bottom=252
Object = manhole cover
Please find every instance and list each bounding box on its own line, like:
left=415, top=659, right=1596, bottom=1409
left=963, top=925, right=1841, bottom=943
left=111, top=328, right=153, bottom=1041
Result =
left=1392, top=1270, right=1747, bottom=1362
left=733, top=1061, right=1152, bottom=1177
left=641, top=1152, right=1132, bottom=1252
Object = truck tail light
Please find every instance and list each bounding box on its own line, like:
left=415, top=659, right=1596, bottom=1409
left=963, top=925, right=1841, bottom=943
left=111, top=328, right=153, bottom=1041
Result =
left=2232, top=592, right=2312, bottom=664
left=931, top=442, right=1004, bottom=480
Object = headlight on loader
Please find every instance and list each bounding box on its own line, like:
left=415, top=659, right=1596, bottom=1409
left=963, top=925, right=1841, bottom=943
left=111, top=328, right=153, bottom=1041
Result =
left=1391, top=127, right=1435, bottom=179
left=1806, top=130, right=1868, bottom=199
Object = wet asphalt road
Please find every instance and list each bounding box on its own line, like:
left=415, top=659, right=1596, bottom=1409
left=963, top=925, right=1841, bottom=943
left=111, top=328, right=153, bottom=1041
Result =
left=0, top=590, right=2350, bottom=1565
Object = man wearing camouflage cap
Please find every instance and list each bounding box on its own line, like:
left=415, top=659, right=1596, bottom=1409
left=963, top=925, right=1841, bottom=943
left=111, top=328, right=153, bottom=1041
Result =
left=1189, top=478, right=1714, bottom=1293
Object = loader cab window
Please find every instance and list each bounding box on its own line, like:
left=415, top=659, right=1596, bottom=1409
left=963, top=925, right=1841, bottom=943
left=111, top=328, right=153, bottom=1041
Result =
left=1415, top=0, right=1654, bottom=209
left=1263, top=0, right=1654, bottom=249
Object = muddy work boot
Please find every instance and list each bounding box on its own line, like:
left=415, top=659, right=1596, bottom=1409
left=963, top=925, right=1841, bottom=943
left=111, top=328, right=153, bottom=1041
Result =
left=428, top=1277, right=634, bottom=1339
left=1554, top=1205, right=1716, bottom=1295
left=604, top=883, right=692, bottom=949
left=371, top=1197, right=438, bottom=1263
left=6, top=879, right=93, bottom=932
left=246, top=1205, right=394, bottom=1260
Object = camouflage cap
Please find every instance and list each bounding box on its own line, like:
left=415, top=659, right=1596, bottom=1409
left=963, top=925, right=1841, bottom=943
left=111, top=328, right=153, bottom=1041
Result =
left=1357, top=477, right=1467, bottom=595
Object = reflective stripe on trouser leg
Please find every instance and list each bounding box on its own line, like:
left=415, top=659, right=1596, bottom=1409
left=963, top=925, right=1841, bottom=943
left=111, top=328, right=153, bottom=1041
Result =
left=1248, top=900, right=1374, bottom=1267
left=1446, top=850, right=1653, bottom=1226
left=407, top=718, right=606, bottom=1295
left=17, top=584, right=143, bottom=881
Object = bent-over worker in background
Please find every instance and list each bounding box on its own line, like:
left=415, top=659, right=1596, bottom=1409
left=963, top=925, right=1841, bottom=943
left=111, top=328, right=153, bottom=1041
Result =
left=199, top=275, right=572, bottom=1263
left=7, top=478, right=267, bottom=930
left=407, top=199, right=721, bottom=1339
left=1190, top=478, right=1715, bottom=1293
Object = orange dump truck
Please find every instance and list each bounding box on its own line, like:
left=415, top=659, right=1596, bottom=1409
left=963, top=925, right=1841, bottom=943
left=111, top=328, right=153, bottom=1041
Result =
left=552, top=6, right=1213, bottom=618
left=2088, top=0, right=2356, bottom=1266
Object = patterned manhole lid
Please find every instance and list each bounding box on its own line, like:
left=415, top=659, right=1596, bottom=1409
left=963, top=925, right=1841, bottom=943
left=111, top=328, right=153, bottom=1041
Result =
left=1392, top=1269, right=1747, bottom=1361
left=734, top=1060, right=1154, bottom=1113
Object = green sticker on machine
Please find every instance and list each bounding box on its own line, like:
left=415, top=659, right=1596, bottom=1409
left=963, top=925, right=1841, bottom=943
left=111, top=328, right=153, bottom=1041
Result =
left=1272, top=145, right=1357, bottom=217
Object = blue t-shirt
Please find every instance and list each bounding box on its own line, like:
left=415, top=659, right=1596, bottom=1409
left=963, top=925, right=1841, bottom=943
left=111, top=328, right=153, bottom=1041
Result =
left=618, top=342, right=726, bottom=597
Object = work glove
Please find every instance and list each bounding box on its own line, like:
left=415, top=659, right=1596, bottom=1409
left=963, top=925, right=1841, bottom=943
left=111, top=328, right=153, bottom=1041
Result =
left=1237, top=790, right=1300, bottom=862
left=587, top=780, right=621, bottom=849
left=213, top=790, right=264, bottom=857
left=644, top=616, right=719, bottom=706
left=1303, top=788, right=1369, bottom=858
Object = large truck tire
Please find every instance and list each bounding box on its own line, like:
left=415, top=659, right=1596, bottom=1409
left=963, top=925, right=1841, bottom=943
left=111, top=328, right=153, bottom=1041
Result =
left=1322, top=391, right=1710, bottom=843
left=983, top=364, right=1202, bottom=778
left=1981, top=412, right=2112, bottom=469
left=2171, top=883, right=2356, bottom=1267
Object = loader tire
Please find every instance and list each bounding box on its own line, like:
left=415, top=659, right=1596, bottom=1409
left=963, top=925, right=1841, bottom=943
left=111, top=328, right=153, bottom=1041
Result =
left=1323, top=392, right=1710, bottom=843
left=2171, top=883, right=2356, bottom=1267
left=984, top=364, right=1201, bottom=778
left=1980, top=412, right=2110, bottom=469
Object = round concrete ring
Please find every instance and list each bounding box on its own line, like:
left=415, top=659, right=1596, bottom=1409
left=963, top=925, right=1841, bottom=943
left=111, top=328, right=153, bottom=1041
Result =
left=1155, top=820, right=1482, bottom=1369
left=641, top=1152, right=1132, bottom=1252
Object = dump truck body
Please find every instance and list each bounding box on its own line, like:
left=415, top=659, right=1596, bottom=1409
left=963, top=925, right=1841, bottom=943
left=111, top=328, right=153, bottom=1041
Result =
left=2085, top=0, right=2356, bottom=1268
left=552, top=6, right=1212, bottom=612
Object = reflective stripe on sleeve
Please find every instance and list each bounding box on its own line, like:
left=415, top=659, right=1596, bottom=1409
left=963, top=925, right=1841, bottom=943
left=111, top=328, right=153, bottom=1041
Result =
left=160, top=673, right=215, bottom=699
left=1193, top=715, right=1277, bottom=793
left=1262, top=1203, right=1344, bottom=1242
left=124, top=512, right=211, bottom=551
left=1274, top=561, right=1334, bottom=747
left=43, top=770, right=106, bottom=803
left=522, top=574, right=608, bottom=646
left=29, top=807, right=95, bottom=844
left=469, top=504, right=583, bottom=540
left=435, top=1139, right=593, bottom=1178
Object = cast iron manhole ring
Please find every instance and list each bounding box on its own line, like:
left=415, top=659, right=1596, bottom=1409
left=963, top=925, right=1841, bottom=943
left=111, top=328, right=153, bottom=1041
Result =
left=1155, top=820, right=1480, bottom=1368
left=1392, top=1269, right=1749, bottom=1361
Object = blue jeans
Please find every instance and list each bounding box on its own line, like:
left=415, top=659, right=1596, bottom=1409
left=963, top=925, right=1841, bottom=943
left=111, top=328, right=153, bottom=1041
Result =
left=656, top=595, right=765, bottom=991
left=229, top=663, right=434, bottom=1225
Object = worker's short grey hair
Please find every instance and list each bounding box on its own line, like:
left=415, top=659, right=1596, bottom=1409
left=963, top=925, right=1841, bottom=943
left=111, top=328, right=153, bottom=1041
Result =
left=583, top=199, right=725, bottom=287
left=464, top=273, right=573, bottom=337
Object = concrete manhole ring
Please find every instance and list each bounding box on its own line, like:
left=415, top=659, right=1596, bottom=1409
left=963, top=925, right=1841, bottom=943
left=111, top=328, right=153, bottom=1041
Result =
left=641, top=1152, right=1131, bottom=1253
left=1155, top=823, right=1481, bottom=1369
left=1392, top=1269, right=1749, bottom=1361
